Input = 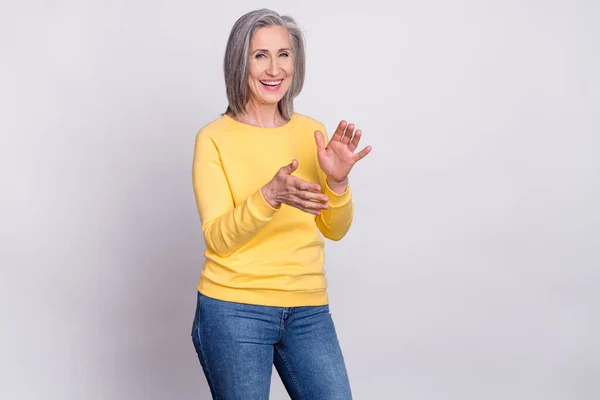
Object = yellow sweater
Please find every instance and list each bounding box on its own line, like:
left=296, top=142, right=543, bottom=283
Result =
left=192, top=113, right=354, bottom=307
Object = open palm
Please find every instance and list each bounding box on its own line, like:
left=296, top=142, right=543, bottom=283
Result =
left=314, top=120, right=372, bottom=183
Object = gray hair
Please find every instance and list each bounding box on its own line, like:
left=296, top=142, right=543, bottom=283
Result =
left=223, top=8, right=306, bottom=120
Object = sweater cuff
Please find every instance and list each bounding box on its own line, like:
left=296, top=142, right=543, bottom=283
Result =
left=247, top=188, right=279, bottom=221
left=324, top=180, right=352, bottom=207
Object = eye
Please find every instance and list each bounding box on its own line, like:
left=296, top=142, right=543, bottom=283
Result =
left=279, top=52, right=290, bottom=57
left=255, top=53, right=267, bottom=59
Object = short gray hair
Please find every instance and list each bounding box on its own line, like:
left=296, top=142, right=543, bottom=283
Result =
left=223, top=8, right=306, bottom=120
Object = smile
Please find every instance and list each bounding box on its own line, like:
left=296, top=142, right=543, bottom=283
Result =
left=260, top=79, right=283, bottom=91
left=260, top=79, right=282, bottom=86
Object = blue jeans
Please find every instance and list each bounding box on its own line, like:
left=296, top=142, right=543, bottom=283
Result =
left=191, top=292, right=352, bottom=399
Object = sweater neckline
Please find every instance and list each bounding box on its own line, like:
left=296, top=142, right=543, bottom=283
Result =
left=222, top=113, right=298, bottom=134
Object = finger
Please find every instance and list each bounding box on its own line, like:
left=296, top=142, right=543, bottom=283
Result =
left=330, top=120, right=347, bottom=143
left=341, top=123, right=355, bottom=145
left=353, top=145, right=372, bottom=162
left=280, top=159, right=298, bottom=174
left=287, top=201, right=321, bottom=215
left=296, top=202, right=322, bottom=215
left=314, top=130, right=326, bottom=153
left=290, top=176, right=321, bottom=192
left=292, top=196, right=329, bottom=211
left=348, top=129, right=362, bottom=152
left=297, top=188, right=329, bottom=203
left=304, top=207, right=321, bottom=216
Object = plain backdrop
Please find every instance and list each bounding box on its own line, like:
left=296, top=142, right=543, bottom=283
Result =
left=1, top=0, right=599, bottom=399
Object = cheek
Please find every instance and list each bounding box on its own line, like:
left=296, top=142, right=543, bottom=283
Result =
left=248, top=60, right=264, bottom=79
left=247, top=65, right=261, bottom=92
left=285, top=59, right=295, bottom=76
left=248, top=67, right=259, bottom=80
left=283, top=66, right=294, bottom=82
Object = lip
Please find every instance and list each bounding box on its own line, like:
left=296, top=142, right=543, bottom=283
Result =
left=260, top=78, right=284, bottom=92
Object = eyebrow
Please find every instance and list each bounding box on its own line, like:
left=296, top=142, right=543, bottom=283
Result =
left=251, top=48, right=292, bottom=54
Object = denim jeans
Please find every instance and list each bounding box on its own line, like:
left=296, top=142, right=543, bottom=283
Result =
left=191, top=291, right=352, bottom=399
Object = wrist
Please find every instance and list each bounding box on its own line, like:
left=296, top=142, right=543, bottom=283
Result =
left=261, top=183, right=280, bottom=208
left=326, top=177, right=348, bottom=194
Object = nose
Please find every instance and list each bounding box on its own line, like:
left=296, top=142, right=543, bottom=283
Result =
left=266, top=57, right=280, bottom=76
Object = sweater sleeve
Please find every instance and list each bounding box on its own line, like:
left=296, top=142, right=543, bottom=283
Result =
left=192, top=131, right=278, bottom=257
left=314, top=124, right=354, bottom=241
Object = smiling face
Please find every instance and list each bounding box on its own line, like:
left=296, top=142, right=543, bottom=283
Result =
left=247, top=25, right=294, bottom=109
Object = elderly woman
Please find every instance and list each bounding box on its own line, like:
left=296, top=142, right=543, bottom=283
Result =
left=191, top=8, right=371, bottom=400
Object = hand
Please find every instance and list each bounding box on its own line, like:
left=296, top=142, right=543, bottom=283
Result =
left=314, top=120, right=372, bottom=186
left=261, top=160, right=329, bottom=215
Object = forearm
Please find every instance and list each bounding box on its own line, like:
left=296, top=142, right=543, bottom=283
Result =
left=193, top=132, right=279, bottom=257
left=316, top=179, right=354, bottom=241
left=202, top=188, right=277, bottom=257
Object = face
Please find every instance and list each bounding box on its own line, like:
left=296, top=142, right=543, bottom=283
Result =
left=247, top=25, right=294, bottom=108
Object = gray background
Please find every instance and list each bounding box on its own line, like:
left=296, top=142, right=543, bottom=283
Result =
left=1, top=0, right=599, bottom=399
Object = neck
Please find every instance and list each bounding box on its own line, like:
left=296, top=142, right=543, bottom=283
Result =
left=232, top=100, right=288, bottom=128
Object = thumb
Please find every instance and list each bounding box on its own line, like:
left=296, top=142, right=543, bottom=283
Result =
left=282, top=159, right=298, bottom=174
left=314, top=130, right=326, bottom=152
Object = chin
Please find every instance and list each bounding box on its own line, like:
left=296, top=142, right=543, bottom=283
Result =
left=261, top=93, right=287, bottom=105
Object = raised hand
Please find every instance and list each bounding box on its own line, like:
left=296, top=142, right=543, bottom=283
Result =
left=261, top=160, right=329, bottom=215
left=314, top=120, right=372, bottom=187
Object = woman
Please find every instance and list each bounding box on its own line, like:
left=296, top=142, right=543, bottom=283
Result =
left=191, top=8, right=371, bottom=400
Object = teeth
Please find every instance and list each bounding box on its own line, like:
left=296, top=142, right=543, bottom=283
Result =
left=261, top=80, right=282, bottom=86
